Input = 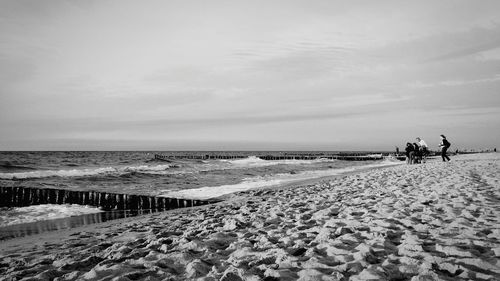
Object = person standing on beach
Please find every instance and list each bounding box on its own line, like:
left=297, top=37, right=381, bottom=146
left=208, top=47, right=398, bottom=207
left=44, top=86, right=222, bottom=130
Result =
left=416, top=137, right=429, bottom=163
left=405, top=142, right=414, bottom=164
left=439, top=135, right=451, bottom=162
left=413, top=142, right=421, bottom=164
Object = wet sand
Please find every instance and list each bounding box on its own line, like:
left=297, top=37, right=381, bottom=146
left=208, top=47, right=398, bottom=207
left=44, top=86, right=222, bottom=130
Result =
left=1, top=153, right=499, bottom=280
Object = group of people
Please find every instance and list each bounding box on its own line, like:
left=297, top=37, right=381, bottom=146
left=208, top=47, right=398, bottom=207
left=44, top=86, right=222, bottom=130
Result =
left=404, top=135, right=451, bottom=164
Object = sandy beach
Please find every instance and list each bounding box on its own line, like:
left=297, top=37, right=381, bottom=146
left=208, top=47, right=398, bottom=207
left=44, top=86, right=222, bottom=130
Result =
left=1, top=153, right=499, bottom=281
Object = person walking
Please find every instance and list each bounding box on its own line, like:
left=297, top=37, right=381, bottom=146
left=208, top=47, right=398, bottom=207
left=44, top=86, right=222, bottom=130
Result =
left=439, top=135, right=451, bottom=162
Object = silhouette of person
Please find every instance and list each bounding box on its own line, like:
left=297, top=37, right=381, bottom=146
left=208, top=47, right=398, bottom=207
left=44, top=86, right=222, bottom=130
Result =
left=439, top=135, right=451, bottom=162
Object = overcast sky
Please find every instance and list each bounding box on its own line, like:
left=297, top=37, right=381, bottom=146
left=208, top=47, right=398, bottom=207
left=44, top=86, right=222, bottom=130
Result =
left=1, top=0, right=499, bottom=151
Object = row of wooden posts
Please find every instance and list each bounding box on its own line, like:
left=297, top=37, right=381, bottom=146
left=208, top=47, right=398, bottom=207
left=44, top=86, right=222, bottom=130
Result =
left=0, top=186, right=215, bottom=211
left=154, top=154, right=387, bottom=161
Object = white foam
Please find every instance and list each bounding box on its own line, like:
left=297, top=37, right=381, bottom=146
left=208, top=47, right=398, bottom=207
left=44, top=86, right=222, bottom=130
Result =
left=0, top=164, right=175, bottom=179
left=124, top=164, right=174, bottom=172
left=0, top=204, right=103, bottom=226
left=225, top=156, right=335, bottom=167
left=160, top=161, right=402, bottom=199
left=132, top=157, right=335, bottom=176
left=0, top=167, right=117, bottom=179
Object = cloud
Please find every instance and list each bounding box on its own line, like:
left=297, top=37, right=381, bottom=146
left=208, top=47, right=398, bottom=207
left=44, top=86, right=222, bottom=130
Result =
left=477, top=47, right=500, bottom=61
left=426, top=36, right=500, bottom=62
left=438, top=106, right=500, bottom=117
left=360, top=25, right=500, bottom=66
left=1, top=0, right=500, bottom=150
left=409, top=74, right=500, bottom=88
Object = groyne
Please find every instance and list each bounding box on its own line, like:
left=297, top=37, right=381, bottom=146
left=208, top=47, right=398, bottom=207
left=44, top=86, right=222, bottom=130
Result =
left=0, top=186, right=216, bottom=211
left=154, top=153, right=390, bottom=161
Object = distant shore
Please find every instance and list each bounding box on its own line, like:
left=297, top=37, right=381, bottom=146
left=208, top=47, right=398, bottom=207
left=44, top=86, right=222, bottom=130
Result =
left=1, top=153, right=499, bottom=280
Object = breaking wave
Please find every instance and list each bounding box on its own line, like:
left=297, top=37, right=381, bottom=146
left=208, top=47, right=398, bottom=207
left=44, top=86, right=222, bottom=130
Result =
left=0, top=164, right=177, bottom=180
left=0, top=204, right=103, bottom=226
left=225, top=156, right=336, bottom=167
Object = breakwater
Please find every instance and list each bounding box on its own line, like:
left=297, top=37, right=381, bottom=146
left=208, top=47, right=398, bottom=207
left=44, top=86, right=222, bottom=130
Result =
left=0, top=186, right=217, bottom=211
left=154, top=153, right=388, bottom=161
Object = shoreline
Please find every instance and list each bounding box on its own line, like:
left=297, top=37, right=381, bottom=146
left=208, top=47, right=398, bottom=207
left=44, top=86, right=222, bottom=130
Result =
left=0, top=159, right=401, bottom=238
left=1, top=153, right=499, bottom=280
left=216, top=159, right=404, bottom=202
left=163, top=158, right=404, bottom=201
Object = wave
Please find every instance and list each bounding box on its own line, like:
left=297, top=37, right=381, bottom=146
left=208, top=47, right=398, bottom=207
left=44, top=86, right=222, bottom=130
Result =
left=0, top=204, right=102, bottom=227
left=225, top=156, right=336, bottom=167
left=140, top=156, right=336, bottom=176
left=0, top=162, right=37, bottom=172
left=0, top=164, right=177, bottom=180
left=160, top=160, right=402, bottom=199
left=0, top=156, right=339, bottom=179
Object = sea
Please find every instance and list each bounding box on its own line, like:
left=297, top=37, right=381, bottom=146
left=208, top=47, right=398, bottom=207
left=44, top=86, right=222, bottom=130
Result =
left=0, top=151, right=401, bottom=236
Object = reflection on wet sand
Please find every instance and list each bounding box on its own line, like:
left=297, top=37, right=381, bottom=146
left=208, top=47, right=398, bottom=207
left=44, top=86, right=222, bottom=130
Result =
left=0, top=209, right=152, bottom=240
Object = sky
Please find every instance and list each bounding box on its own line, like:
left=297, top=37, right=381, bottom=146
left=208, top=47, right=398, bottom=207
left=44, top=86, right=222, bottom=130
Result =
left=1, top=0, right=500, bottom=151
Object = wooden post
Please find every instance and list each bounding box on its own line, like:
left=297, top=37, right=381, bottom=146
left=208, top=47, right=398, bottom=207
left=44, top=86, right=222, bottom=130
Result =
left=0, top=185, right=217, bottom=213
left=171, top=198, right=180, bottom=209
left=0, top=186, right=5, bottom=206
left=20, top=187, right=28, bottom=206
left=149, top=196, right=156, bottom=211
left=123, top=194, right=130, bottom=210
left=116, top=194, right=124, bottom=210
left=48, top=189, right=57, bottom=204
left=157, top=197, right=164, bottom=211
left=32, top=188, right=40, bottom=205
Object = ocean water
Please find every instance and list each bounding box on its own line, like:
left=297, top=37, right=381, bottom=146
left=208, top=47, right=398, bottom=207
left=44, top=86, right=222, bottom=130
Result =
left=0, top=151, right=400, bottom=228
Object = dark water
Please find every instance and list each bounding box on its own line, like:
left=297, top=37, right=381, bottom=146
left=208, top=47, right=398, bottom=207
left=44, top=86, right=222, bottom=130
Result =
left=0, top=151, right=387, bottom=197
left=0, top=151, right=399, bottom=232
left=0, top=151, right=393, bottom=229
